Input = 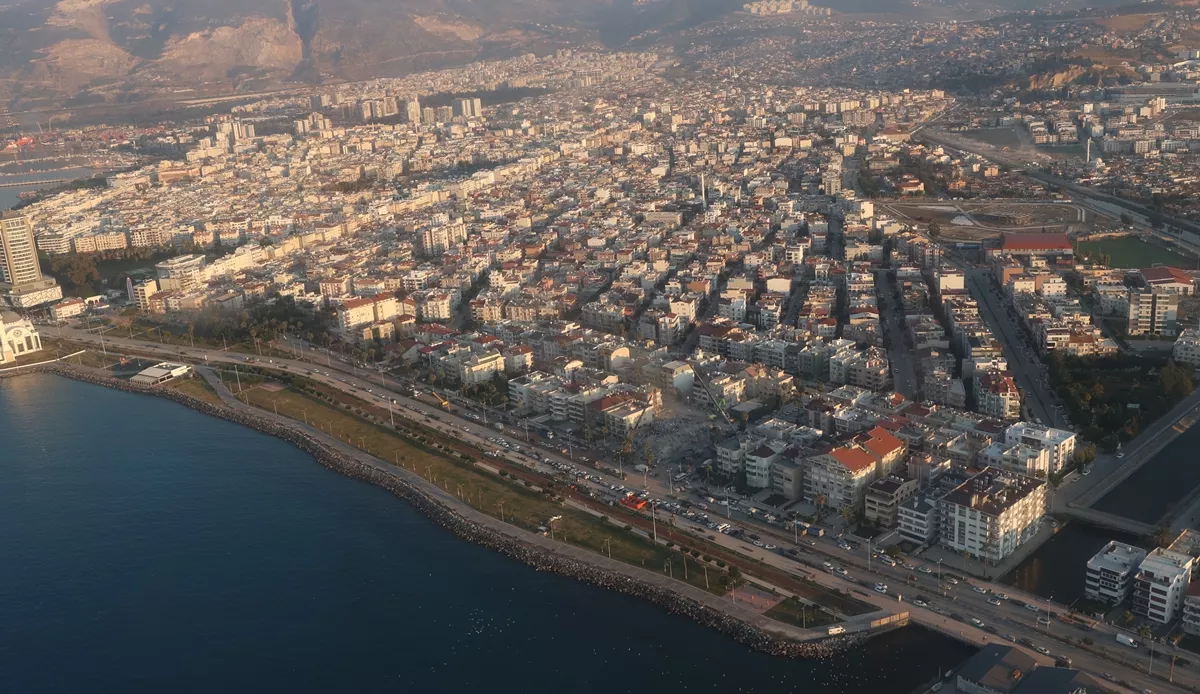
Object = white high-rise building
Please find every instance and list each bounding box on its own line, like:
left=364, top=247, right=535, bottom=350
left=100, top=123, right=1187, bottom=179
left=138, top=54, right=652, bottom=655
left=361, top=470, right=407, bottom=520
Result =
left=0, top=212, right=43, bottom=287
left=0, top=211, right=61, bottom=308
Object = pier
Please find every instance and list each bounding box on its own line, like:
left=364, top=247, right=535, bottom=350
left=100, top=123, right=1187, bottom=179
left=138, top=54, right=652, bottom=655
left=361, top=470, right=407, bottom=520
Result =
left=0, top=178, right=67, bottom=188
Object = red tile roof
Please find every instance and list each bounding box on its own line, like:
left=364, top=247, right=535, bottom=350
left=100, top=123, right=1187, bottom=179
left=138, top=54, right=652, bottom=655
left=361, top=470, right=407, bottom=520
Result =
left=999, top=233, right=1073, bottom=251
left=831, top=446, right=876, bottom=473
left=1139, top=266, right=1193, bottom=285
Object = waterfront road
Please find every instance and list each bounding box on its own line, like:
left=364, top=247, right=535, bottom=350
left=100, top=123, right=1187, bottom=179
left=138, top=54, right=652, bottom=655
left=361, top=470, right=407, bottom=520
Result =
left=51, top=328, right=1197, bottom=690
left=188, top=366, right=825, bottom=644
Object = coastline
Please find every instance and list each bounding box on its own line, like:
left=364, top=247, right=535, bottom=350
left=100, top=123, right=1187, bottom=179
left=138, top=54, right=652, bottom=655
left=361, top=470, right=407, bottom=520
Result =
left=2, top=364, right=862, bottom=660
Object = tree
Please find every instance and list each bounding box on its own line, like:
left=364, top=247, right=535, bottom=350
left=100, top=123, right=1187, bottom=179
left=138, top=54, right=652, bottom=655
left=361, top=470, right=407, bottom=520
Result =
left=1137, top=624, right=1153, bottom=642
left=1120, top=212, right=1134, bottom=227
left=728, top=565, right=741, bottom=581
left=1160, top=361, right=1195, bottom=403
left=927, top=221, right=941, bottom=239
left=1073, top=443, right=1098, bottom=467
left=1123, top=610, right=1135, bottom=626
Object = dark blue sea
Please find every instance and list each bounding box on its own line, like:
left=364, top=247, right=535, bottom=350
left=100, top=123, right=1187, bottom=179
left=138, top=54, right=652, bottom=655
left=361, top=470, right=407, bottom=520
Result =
left=0, top=374, right=976, bottom=693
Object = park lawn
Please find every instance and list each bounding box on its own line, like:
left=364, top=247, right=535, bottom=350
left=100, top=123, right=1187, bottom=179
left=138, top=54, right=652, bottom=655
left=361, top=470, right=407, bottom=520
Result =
left=238, top=382, right=732, bottom=597
left=765, top=597, right=841, bottom=629
left=1077, top=237, right=1198, bottom=269
left=166, top=376, right=225, bottom=407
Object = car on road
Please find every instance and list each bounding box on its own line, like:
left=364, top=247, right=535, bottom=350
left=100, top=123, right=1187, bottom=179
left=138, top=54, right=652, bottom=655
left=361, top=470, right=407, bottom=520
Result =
left=823, top=561, right=833, bottom=570
left=1018, top=637, right=1033, bottom=646
left=1002, top=633, right=1016, bottom=642
left=1101, top=673, right=1116, bottom=682
left=1024, top=603, right=1040, bottom=612
left=837, top=540, right=852, bottom=550
left=913, top=599, right=928, bottom=607
left=994, top=593, right=1009, bottom=601
left=973, top=586, right=989, bottom=594
left=988, top=598, right=1002, bottom=606
left=1036, top=646, right=1050, bottom=655
left=752, top=540, right=764, bottom=548
left=970, top=618, right=984, bottom=627
left=944, top=577, right=959, bottom=585
left=836, top=567, right=849, bottom=577
left=918, top=566, right=933, bottom=574
left=1116, top=452, right=1125, bottom=459
left=874, top=583, right=888, bottom=594
left=1037, top=617, right=1051, bottom=626
left=765, top=544, right=777, bottom=550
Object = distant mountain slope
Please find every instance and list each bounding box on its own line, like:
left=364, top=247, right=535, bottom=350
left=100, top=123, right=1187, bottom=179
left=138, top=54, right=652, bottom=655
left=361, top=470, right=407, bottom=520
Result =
left=0, top=0, right=622, bottom=108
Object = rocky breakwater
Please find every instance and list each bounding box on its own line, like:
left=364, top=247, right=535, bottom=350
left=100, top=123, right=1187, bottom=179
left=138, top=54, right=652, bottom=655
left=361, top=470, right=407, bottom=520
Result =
left=5, top=367, right=861, bottom=659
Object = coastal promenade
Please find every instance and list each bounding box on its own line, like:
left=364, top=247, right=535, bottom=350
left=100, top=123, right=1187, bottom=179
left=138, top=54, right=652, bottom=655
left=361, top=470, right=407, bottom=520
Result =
left=189, top=367, right=828, bottom=645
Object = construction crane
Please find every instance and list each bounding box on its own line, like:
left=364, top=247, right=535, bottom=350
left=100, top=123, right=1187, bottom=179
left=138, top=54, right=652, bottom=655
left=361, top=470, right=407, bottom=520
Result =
left=691, top=364, right=734, bottom=428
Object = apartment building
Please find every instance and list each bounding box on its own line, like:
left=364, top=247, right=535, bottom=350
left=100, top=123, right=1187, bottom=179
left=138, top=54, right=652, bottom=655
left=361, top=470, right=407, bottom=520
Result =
left=864, top=476, right=918, bottom=528
left=336, top=294, right=400, bottom=336
left=1132, top=548, right=1194, bottom=624
left=1174, top=328, right=1200, bottom=367
left=938, top=467, right=1047, bottom=562
left=155, top=254, right=208, bottom=292
left=975, top=370, right=1021, bottom=420
left=898, top=495, right=939, bottom=545
left=1085, top=541, right=1148, bottom=605
left=1183, top=585, right=1200, bottom=636
left=1127, top=287, right=1179, bottom=337
left=1003, top=423, right=1077, bottom=475
left=131, top=279, right=161, bottom=312
left=977, top=442, right=1050, bottom=478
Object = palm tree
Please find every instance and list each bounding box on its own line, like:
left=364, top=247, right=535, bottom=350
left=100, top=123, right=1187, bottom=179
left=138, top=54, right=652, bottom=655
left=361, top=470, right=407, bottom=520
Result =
left=815, top=493, right=827, bottom=520
left=1123, top=610, right=1135, bottom=626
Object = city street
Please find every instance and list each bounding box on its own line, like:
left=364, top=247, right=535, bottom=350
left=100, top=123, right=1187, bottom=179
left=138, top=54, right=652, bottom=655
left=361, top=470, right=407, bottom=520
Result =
left=875, top=268, right=918, bottom=398
left=962, top=267, right=1067, bottom=429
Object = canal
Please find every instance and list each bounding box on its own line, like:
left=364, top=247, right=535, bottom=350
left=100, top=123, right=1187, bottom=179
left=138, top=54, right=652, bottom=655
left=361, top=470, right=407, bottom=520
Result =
left=1092, top=424, right=1200, bottom=525
left=1001, top=524, right=1144, bottom=605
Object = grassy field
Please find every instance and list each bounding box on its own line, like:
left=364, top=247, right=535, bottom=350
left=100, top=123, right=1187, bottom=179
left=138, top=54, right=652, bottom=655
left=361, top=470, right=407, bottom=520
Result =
left=236, top=379, right=735, bottom=597
left=765, top=597, right=840, bottom=629
left=1077, top=236, right=1198, bottom=269
left=167, top=376, right=226, bottom=407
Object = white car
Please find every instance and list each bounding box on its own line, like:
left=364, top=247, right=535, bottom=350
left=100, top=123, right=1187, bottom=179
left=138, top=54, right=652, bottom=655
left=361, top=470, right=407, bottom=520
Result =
left=988, top=598, right=1002, bottom=606
left=918, top=566, right=933, bottom=574
left=1025, top=603, right=1040, bottom=612
left=973, top=586, right=989, bottom=595
left=970, top=618, right=984, bottom=627
left=874, top=583, right=888, bottom=594
left=913, top=599, right=928, bottom=608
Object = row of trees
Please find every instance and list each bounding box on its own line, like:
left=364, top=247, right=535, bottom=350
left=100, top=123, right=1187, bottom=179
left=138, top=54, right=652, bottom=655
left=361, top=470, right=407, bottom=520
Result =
left=182, top=298, right=330, bottom=347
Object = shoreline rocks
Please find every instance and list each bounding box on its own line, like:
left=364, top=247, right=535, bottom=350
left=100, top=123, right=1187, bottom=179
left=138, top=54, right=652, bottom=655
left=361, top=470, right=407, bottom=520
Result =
left=4, top=366, right=862, bottom=659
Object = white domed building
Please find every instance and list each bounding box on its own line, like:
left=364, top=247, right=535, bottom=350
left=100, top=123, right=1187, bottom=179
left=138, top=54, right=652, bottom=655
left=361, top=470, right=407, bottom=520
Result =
left=0, top=311, right=42, bottom=365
